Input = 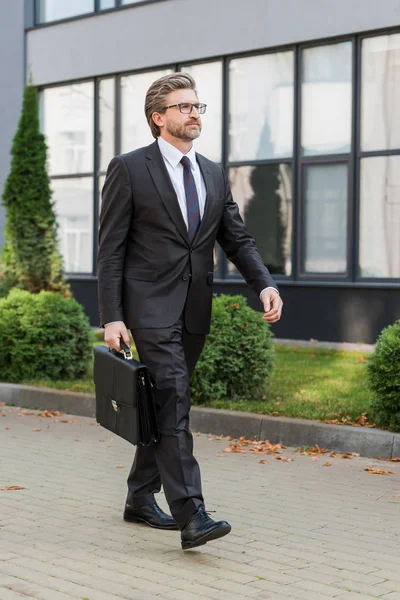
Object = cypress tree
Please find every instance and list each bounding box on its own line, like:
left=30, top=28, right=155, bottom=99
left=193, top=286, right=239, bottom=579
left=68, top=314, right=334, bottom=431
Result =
left=1, top=84, right=70, bottom=296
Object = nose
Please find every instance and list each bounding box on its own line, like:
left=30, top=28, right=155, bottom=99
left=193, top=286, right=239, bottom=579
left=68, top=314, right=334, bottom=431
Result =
left=191, top=105, right=200, bottom=117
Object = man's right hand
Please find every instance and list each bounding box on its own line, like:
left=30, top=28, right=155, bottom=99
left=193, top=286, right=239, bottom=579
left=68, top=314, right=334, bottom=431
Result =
left=104, top=321, right=130, bottom=351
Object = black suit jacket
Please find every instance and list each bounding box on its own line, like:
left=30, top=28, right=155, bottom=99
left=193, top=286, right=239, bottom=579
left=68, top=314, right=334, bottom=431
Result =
left=97, top=140, right=277, bottom=335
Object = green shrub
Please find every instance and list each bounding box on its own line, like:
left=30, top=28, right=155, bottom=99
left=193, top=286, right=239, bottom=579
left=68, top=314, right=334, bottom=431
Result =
left=1, top=85, right=70, bottom=296
left=191, top=294, right=275, bottom=404
left=367, top=320, right=400, bottom=432
left=0, top=289, right=92, bottom=383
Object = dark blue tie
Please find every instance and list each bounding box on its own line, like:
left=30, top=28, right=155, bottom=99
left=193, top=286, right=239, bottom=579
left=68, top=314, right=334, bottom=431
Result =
left=181, top=156, right=201, bottom=240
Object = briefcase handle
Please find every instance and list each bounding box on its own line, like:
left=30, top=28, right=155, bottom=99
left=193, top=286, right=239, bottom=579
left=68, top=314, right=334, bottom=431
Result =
left=108, top=339, right=132, bottom=361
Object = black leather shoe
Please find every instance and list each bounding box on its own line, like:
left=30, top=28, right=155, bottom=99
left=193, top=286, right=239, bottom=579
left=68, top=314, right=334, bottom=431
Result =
left=123, top=502, right=179, bottom=530
left=181, top=507, right=231, bottom=550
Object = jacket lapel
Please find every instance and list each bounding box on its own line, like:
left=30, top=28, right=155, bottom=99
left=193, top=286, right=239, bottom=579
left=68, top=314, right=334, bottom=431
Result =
left=194, top=153, right=215, bottom=245
left=145, top=141, right=189, bottom=246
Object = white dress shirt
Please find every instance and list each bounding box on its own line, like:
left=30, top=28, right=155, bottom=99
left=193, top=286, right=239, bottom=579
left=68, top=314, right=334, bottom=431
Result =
left=157, top=137, right=278, bottom=301
left=158, top=137, right=206, bottom=227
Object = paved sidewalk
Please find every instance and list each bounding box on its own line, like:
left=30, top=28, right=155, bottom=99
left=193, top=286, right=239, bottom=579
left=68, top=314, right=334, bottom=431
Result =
left=1, top=406, right=399, bottom=600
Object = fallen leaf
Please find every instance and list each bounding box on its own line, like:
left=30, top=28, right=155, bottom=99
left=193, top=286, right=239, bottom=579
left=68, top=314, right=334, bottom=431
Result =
left=59, top=420, right=73, bottom=423
left=323, top=462, right=332, bottom=467
left=276, top=456, right=293, bottom=462
left=4, top=427, right=9, bottom=430
left=259, top=459, right=269, bottom=464
left=216, top=454, right=224, bottom=457
left=309, top=338, right=318, bottom=343
left=394, top=494, right=400, bottom=497
left=99, top=439, right=105, bottom=442
left=38, top=410, right=61, bottom=418
left=272, top=411, right=280, bottom=416
left=330, top=451, right=359, bottom=459
left=0, top=486, right=25, bottom=491
left=18, top=410, right=34, bottom=416
left=378, top=457, right=400, bottom=462
left=32, top=428, right=41, bottom=432
left=0, top=402, right=6, bottom=406
left=365, top=466, right=393, bottom=475
left=297, top=445, right=329, bottom=455
left=358, top=356, right=367, bottom=363
left=115, top=465, right=125, bottom=468
left=226, top=436, right=233, bottom=441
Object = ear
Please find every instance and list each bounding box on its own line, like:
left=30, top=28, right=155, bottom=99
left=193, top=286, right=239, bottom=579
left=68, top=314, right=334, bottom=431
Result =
left=152, top=111, right=164, bottom=128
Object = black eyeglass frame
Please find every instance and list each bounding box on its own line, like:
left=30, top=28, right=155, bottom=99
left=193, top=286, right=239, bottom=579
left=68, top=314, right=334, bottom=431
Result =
left=161, top=102, right=207, bottom=114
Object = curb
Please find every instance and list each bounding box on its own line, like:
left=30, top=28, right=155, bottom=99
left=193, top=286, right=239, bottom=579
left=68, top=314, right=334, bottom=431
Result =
left=0, top=382, right=398, bottom=459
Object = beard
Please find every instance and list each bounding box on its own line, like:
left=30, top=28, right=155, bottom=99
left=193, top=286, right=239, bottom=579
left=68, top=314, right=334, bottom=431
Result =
left=166, top=119, right=202, bottom=141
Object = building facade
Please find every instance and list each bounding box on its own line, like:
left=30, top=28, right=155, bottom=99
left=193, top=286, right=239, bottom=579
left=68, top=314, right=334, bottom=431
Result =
left=1, top=0, right=400, bottom=342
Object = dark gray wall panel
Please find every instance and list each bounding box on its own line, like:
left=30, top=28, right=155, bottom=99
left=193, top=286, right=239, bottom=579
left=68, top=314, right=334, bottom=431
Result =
left=0, top=0, right=25, bottom=250
left=73, top=276, right=400, bottom=344
left=28, top=0, right=400, bottom=85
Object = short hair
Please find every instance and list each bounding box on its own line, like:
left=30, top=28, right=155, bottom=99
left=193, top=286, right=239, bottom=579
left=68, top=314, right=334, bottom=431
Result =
left=144, top=72, right=197, bottom=139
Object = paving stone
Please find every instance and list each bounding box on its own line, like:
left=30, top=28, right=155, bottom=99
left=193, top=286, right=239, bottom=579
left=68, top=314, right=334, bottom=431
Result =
left=0, top=405, right=399, bottom=600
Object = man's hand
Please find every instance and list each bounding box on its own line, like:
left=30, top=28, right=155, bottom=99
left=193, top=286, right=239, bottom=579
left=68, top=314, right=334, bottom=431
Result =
left=261, top=289, right=283, bottom=324
left=104, top=321, right=131, bottom=351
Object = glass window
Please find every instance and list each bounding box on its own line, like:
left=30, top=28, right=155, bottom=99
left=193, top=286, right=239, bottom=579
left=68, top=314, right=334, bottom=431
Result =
left=99, top=175, right=106, bottom=216
left=228, top=52, right=294, bottom=162
left=121, top=0, right=146, bottom=3
left=42, top=83, right=94, bottom=176
left=301, top=42, right=352, bottom=156
left=121, top=69, right=173, bottom=154
left=99, top=79, right=115, bottom=172
left=100, top=0, right=115, bottom=8
left=227, top=164, right=292, bottom=276
left=359, top=156, right=400, bottom=278
left=37, top=0, right=94, bottom=23
left=52, top=178, right=94, bottom=273
left=361, top=34, right=400, bottom=152
left=181, top=61, right=223, bottom=163
left=303, top=164, right=348, bottom=274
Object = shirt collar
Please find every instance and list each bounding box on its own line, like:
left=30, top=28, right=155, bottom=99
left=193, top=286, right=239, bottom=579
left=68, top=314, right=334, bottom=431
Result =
left=157, top=137, right=197, bottom=170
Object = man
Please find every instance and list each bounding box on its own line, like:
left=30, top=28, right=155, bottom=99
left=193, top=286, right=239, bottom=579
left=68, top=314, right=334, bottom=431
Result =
left=97, top=73, right=283, bottom=550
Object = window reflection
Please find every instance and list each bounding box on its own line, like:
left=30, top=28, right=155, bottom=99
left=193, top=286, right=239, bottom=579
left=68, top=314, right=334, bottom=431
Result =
left=228, top=164, right=292, bottom=276
left=52, top=178, right=94, bottom=273
left=37, top=0, right=94, bottom=22
left=121, top=69, right=173, bottom=153
left=361, top=34, right=400, bottom=151
left=359, top=156, right=400, bottom=278
left=301, top=42, right=352, bottom=156
left=99, top=79, right=115, bottom=172
left=42, top=83, right=94, bottom=176
left=303, top=164, right=347, bottom=273
left=228, top=52, right=294, bottom=162
left=181, top=62, right=222, bottom=163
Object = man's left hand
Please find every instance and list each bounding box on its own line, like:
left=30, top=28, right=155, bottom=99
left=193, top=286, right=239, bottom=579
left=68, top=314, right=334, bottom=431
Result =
left=261, top=289, right=283, bottom=323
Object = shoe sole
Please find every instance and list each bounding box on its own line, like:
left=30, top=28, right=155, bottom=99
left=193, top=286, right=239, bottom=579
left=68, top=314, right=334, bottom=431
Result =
left=181, top=523, right=232, bottom=550
left=124, top=513, right=179, bottom=531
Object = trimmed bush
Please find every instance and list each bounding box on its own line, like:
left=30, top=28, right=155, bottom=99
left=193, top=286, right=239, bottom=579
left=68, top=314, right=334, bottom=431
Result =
left=0, top=289, right=92, bottom=383
left=190, top=294, right=275, bottom=404
left=367, top=320, right=400, bottom=432
left=1, top=85, right=70, bottom=296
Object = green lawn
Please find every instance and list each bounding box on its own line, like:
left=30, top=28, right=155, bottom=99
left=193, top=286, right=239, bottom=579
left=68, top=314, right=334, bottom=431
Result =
left=23, top=342, right=375, bottom=425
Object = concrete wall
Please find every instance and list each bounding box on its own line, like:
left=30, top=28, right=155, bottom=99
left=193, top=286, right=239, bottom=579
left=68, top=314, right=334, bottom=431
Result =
left=27, top=0, right=400, bottom=86
left=0, top=0, right=25, bottom=250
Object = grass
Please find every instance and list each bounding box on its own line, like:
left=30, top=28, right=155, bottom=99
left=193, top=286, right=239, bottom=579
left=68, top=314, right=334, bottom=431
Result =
left=21, top=340, right=375, bottom=425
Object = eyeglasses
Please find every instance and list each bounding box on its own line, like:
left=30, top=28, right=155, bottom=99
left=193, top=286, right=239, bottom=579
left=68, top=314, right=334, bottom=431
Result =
left=162, top=102, right=207, bottom=115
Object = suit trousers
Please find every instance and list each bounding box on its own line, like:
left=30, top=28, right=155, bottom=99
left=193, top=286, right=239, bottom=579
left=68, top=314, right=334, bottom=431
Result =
left=126, top=315, right=206, bottom=529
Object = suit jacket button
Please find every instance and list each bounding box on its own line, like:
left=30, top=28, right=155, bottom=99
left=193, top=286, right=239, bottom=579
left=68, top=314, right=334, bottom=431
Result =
left=182, top=275, right=189, bottom=281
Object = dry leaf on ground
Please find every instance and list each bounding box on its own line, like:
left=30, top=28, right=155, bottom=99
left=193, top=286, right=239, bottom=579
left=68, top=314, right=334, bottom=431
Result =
left=259, top=459, right=269, bottom=464
left=378, top=457, right=400, bottom=462
left=0, top=402, right=6, bottom=407
left=323, top=462, right=332, bottom=467
left=330, top=451, right=360, bottom=459
left=115, top=465, right=125, bottom=468
left=216, top=454, right=224, bottom=457
left=38, top=410, right=61, bottom=418
left=0, top=486, right=25, bottom=491
left=276, top=456, right=293, bottom=462
left=365, top=466, right=394, bottom=475
left=32, top=428, right=41, bottom=432
left=5, top=427, right=9, bottom=430
left=297, top=445, right=329, bottom=455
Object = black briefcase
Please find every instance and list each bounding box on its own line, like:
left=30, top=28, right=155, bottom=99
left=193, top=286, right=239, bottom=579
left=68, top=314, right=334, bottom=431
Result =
left=93, top=341, right=160, bottom=446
